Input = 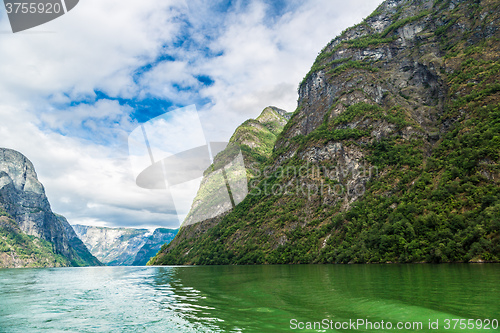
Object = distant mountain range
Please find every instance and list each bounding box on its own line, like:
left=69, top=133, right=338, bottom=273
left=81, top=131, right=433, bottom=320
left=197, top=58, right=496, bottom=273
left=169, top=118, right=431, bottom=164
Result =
left=0, top=147, right=177, bottom=268
left=72, top=225, right=177, bottom=266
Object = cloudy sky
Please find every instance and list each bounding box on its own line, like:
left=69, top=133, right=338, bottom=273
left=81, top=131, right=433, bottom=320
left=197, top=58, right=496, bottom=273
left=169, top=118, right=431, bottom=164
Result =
left=0, top=0, right=381, bottom=229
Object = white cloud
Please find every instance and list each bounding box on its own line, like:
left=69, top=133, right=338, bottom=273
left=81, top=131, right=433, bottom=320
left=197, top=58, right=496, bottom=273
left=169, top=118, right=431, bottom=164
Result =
left=0, top=102, right=180, bottom=228
left=0, top=0, right=185, bottom=103
left=41, top=99, right=133, bottom=133
left=139, top=61, right=201, bottom=102
left=183, top=0, right=383, bottom=141
left=0, top=0, right=382, bottom=229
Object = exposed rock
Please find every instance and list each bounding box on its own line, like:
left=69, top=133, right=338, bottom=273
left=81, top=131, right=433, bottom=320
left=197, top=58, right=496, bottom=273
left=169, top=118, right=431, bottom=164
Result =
left=151, top=0, right=500, bottom=265
left=73, top=225, right=148, bottom=265
left=73, top=225, right=178, bottom=266
left=182, top=106, right=289, bottom=227
left=58, top=215, right=102, bottom=266
left=0, top=215, right=68, bottom=268
left=132, top=228, right=178, bottom=266
left=0, top=148, right=100, bottom=267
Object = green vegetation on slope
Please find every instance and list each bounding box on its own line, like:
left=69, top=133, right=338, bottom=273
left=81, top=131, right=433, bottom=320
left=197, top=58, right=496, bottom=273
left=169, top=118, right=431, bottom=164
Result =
left=0, top=212, right=70, bottom=268
left=151, top=0, right=500, bottom=265
left=133, top=228, right=178, bottom=266
left=152, top=104, right=500, bottom=265
left=209, top=106, right=289, bottom=174
left=182, top=107, right=289, bottom=227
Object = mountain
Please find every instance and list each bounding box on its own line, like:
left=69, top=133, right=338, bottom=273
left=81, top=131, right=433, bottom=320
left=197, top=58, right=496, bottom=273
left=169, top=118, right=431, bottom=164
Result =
left=150, top=0, right=500, bottom=265
left=0, top=211, right=68, bottom=268
left=133, top=228, right=178, bottom=266
left=150, top=106, right=291, bottom=263
left=0, top=148, right=101, bottom=267
left=182, top=106, right=290, bottom=227
left=72, top=225, right=149, bottom=265
left=72, top=225, right=177, bottom=266
left=58, top=215, right=101, bottom=266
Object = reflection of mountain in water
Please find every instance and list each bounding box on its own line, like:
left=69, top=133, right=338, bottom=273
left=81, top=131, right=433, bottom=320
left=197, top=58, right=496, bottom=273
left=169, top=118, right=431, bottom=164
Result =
left=151, top=265, right=500, bottom=332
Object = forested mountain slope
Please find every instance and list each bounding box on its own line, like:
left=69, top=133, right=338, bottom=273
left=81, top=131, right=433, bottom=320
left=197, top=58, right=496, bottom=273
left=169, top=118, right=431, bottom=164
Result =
left=151, top=0, right=500, bottom=265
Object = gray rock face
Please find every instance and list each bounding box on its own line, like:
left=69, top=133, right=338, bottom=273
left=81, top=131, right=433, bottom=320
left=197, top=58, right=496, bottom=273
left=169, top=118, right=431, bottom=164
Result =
left=132, top=228, right=178, bottom=266
left=282, top=0, right=451, bottom=144
left=0, top=149, right=44, bottom=195
left=58, top=215, right=102, bottom=266
left=181, top=106, right=289, bottom=228
left=270, top=0, right=456, bottom=213
left=267, top=106, right=292, bottom=121
left=0, top=148, right=100, bottom=266
left=73, top=225, right=164, bottom=266
left=72, top=225, right=178, bottom=266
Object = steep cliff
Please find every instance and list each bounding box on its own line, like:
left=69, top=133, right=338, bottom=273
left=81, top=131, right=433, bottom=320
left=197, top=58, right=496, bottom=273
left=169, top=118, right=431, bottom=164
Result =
left=58, top=215, right=102, bottom=266
left=73, top=225, right=148, bottom=265
left=150, top=107, right=290, bottom=260
left=0, top=211, right=69, bottom=267
left=0, top=148, right=101, bottom=267
left=133, top=228, right=178, bottom=266
left=151, top=0, right=500, bottom=265
left=182, top=106, right=290, bottom=227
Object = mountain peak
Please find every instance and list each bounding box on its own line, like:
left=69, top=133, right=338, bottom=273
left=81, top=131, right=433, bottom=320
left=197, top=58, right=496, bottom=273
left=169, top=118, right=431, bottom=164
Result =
left=0, top=148, right=44, bottom=195
left=256, top=106, right=291, bottom=124
left=152, top=0, right=500, bottom=265
left=0, top=147, right=101, bottom=267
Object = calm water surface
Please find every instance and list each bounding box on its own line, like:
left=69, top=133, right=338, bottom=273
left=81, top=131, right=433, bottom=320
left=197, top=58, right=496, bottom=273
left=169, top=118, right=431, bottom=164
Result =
left=0, top=264, right=498, bottom=332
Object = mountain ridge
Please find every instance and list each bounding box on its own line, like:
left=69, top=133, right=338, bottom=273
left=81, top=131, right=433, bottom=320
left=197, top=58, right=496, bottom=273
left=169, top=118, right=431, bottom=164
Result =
left=181, top=106, right=290, bottom=228
left=73, top=224, right=177, bottom=265
left=0, top=148, right=101, bottom=267
left=151, top=0, right=500, bottom=265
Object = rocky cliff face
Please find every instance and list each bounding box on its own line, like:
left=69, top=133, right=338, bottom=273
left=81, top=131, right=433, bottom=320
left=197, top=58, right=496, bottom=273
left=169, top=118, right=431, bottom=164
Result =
left=181, top=106, right=290, bottom=227
left=58, top=215, right=102, bottom=266
left=132, top=228, right=178, bottom=266
left=151, top=0, right=500, bottom=265
left=0, top=148, right=101, bottom=267
left=150, top=107, right=289, bottom=258
left=73, top=225, right=178, bottom=265
left=0, top=213, right=68, bottom=268
left=72, top=225, right=148, bottom=265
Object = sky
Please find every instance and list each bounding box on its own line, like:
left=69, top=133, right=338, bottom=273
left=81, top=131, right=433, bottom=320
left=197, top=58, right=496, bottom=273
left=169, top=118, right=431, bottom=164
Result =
left=0, top=0, right=382, bottom=230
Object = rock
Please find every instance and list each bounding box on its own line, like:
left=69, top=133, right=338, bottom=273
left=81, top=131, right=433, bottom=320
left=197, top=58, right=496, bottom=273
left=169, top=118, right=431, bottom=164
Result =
left=73, top=225, right=178, bottom=266
left=132, top=228, right=178, bottom=266
left=0, top=148, right=100, bottom=267
left=181, top=106, right=289, bottom=227
left=151, top=0, right=500, bottom=265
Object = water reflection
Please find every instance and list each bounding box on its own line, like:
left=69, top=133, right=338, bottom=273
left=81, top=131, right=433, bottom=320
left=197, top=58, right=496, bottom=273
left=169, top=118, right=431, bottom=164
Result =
left=0, top=264, right=498, bottom=332
left=148, top=264, right=500, bottom=332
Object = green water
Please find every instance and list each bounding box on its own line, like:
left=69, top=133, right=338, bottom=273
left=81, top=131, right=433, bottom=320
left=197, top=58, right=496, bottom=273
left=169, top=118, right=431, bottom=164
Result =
left=0, top=264, right=498, bottom=332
